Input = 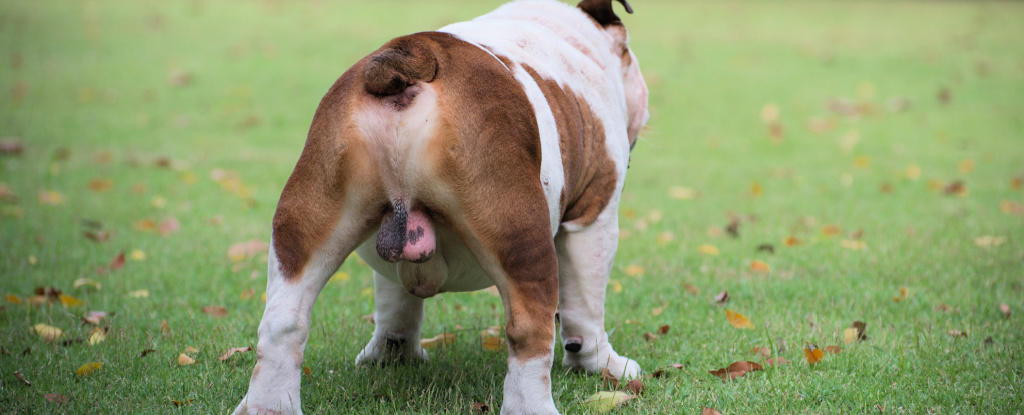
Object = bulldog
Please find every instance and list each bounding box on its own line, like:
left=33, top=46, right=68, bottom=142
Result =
left=234, top=0, right=649, bottom=413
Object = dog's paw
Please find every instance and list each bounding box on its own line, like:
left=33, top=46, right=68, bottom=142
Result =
left=562, top=343, right=641, bottom=380
left=233, top=396, right=299, bottom=415
left=355, top=332, right=428, bottom=365
left=604, top=354, right=641, bottom=380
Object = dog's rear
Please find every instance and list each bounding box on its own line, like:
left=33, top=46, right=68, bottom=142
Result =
left=235, top=1, right=646, bottom=414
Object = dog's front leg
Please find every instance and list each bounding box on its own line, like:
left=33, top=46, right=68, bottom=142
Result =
left=233, top=246, right=338, bottom=415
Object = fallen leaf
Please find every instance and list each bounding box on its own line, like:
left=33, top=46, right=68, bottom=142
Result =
left=851, top=321, right=867, bottom=341
left=702, top=408, right=723, bottom=415
left=648, top=364, right=684, bottom=378
left=625, top=379, right=645, bottom=395
left=1000, top=200, right=1024, bottom=216
left=240, top=288, right=256, bottom=300
left=58, top=294, right=85, bottom=307
left=684, top=283, right=700, bottom=295
left=88, top=179, right=113, bottom=192
left=760, top=103, right=780, bottom=123
left=776, top=337, right=788, bottom=353
left=158, top=217, right=180, bottom=237
left=303, top=366, right=312, bottom=377
left=823, top=345, right=843, bottom=355
left=843, top=328, right=858, bottom=344
left=81, top=311, right=108, bottom=325
left=130, top=250, right=145, bottom=261
left=804, top=343, right=824, bottom=364
left=610, top=280, right=623, bottom=293
left=750, top=260, right=771, bottom=273
left=183, top=346, right=199, bottom=354
left=6, top=294, right=23, bottom=304
left=218, top=346, right=252, bottom=361
left=750, top=346, right=771, bottom=358
left=726, top=309, right=753, bottom=329
left=0, top=183, right=16, bottom=202
left=841, top=239, right=867, bottom=250
left=657, top=324, right=670, bottom=335
left=135, top=219, right=157, bottom=232
left=38, top=190, right=65, bottom=205
left=177, top=353, right=196, bottom=365
left=88, top=327, right=107, bottom=345
left=1000, top=303, right=1011, bottom=318
left=421, top=333, right=455, bottom=349
left=698, top=244, right=720, bottom=256
left=756, top=243, right=775, bottom=254
left=958, top=159, right=974, bottom=173
left=948, top=329, right=967, bottom=338
left=73, top=278, right=101, bottom=291
left=201, top=306, right=228, bottom=318
left=935, top=303, right=952, bottom=312
left=974, top=235, right=1006, bottom=248
left=625, top=264, right=645, bottom=278
left=14, top=371, right=30, bottom=385
left=83, top=230, right=112, bottom=242
left=709, top=360, right=763, bottom=381
left=669, top=186, right=697, bottom=200
left=160, top=319, right=169, bottom=334
left=44, top=393, right=68, bottom=405
left=601, top=368, right=620, bottom=388
left=581, top=391, right=635, bottom=413
left=471, top=402, right=489, bottom=413
left=822, top=225, right=842, bottom=236
left=944, top=180, right=967, bottom=197
left=643, top=332, right=657, bottom=341
left=76, top=361, right=103, bottom=376
left=100, top=251, right=126, bottom=274
left=714, top=291, right=729, bottom=304
left=480, top=327, right=505, bottom=351
left=168, top=397, right=194, bottom=407
left=228, top=239, right=269, bottom=262
left=0, top=137, right=25, bottom=155
left=784, top=236, right=802, bottom=246
left=651, top=304, right=665, bottom=316
left=765, top=357, right=790, bottom=367
left=656, top=231, right=674, bottom=246
left=129, top=290, right=149, bottom=298
left=32, top=324, right=62, bottom=341
left=893, top=287, right=909, bottom=302
left=140, top=349, right=156, bottom=357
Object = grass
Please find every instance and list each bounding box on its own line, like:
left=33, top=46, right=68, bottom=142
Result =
left=1, top=0, right=1023, bottom=413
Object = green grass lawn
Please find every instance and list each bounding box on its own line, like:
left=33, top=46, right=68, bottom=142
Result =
left=2, top=0, right=1023, bottom=413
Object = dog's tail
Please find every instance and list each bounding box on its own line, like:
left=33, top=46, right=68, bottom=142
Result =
left=363, top=35, right=439, bottom=96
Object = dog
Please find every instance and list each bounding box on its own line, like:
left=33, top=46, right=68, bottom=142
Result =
left=234, top=0, right=648, bottom=413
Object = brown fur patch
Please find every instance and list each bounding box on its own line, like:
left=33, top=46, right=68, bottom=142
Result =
left=521, top=65, right=617, bottom=227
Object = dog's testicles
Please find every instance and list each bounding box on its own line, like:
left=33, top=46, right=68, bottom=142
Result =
left=376, top=200, right=436, bottom=264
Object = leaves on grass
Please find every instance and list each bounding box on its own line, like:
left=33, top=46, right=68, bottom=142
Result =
left=0, top=137, right=25, bottom=155
left=841, top=239, right=867, bottom=250
left=88, top=178, right=112, bottom=192
left=684, top=283, right=700, bottom=295
left=177, top=353, right=196, bottom=366
left=471, top=402, right=489, bottom=413
left=1000, top=303, right=1011, bottom=318
left=130, top=249, right=145, bottom=261
left=76, top=362, right=102, bottom=376
left=824, top=345, right=843, bottom=355
left=421, top=333, right=455, bottom=349
left=97, top=251, right=125, bottom=274
left=625, top=379, right=645, bottom=395
left=750, top=346, right=771, bottom=358
left=893, top=287, right=909, bottom=302
left=480, top=326, right=505, bottom=351
left=38, top=190, right=65, bottom=205
left=1001, top=200, right=1024, bottom=216
left=657, top=324, right=670, bottom=335
left=974, top=235, right=1006, bottom=248
left=219, top=346, right=252, bottom=361
left=14, top=370, right=31, bottom=386
left=709, top=361, right=762, bottom=381
left=601, top=368, right=620, bottom=388
left=726, top=309, right=753, bottom=329
left=129, top=290, right=149, bottom=298
left=58, top=294, right=85, bottom=307
left=73, top=278, right=101, bottom=291
left=158, top=217, right=180, bottom=237
left=804, top=343, right=824, bottom=364
left=669, top=186, right=697, bottom=200
left=766, top=357, right=790, bottom=367
left=821, top=225, right=842, bottom=236
left=33, top=324, right=62, bottom=341
left=240, top=288, right=256, bottom=300
left=698, top=244, right=720, bottom=256
left=44, top=393, right=69, bottom=406
left=581, top=391, right=635, bottom=413
left=625, top=264, right=645, bottom=278
left=750, top=260, right=771, bottom=273
left=714, top=291, right=729, bottom=304
left=844, top=321, right=868, bottom=344
left=702, top=408, right=723, bottom=415
left=229, top=239, right=269, bottom=262
left=648, top=364, right=684, bottom=379
left=140, top=349, right=156, bottom=358
left=168, top=397, right=194, bottom=407
left=948, top=329, right=968, bottom=338
left=88, top=327, right=108, bottom=345
left=202, top=306, right=228, bottom=318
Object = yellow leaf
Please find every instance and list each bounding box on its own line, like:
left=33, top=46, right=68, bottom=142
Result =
left=822, top=225, right=842, bottom=236
left=853, top=156, right=871, bottom=169
left=151, top=195, right=166, bottom=208
left=750, top=182, right=763, bottom=197
left=329, top=271, right=349, bottom=283
left=28, top=255, right=37, bottom=265
left=38, top=190, right=66, bottom=205
left=480, top=327, right=505, bottom=352
left=760, top=103, right=780, bottom=123
left=610, top=280, right=623, bottom=293
left=33, top=323, right=63, bottom=341
left=625, top=264, right=645, bottom=278
left=958, top=159, right=974, bottom=173
left=974, top=235, right=1006, bottom=248
left=239, top=288, right=256, bottom=300
left=843, top=328, right=858, bottom=344
left=841, top=239, right=866, bottom=250
left=698, top=244, right=720, bottom=256
left=906, top=164, right=921, bottom=180
left=893, top=287, right=909, bottom=302
left=76, top=362, right=103, bottom=376
left=581, top=391, right=635, bottom=413
left=360, top=287, right=373, bottom=297
left=261, top=291, right=267, bottom=302
left=7, top=294, right=23, bottom=304
left=59, top=294, right=85, bottom=307
left=668, top=186, right=697, bottom=200
left=421, top=333, right=456, bottom=349
left=651, top=305, right=665, bottom=316
left=88, top=327, right=107, bottom=345
left=129, top=290, right=149, bottom=298
left=135, top=219, right=157, bottom=232
left=130, top=250, right=146, bottom=261
left=177, top=353, right=195, bottom=366
left=726, top=309, right=753, bottom=329
left=750, top=260, right=770, bottom=273
left=73, top=278, right=101, bottom=291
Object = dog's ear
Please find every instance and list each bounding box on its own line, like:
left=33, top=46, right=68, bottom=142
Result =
left=577, top=0, right=633, bottom=26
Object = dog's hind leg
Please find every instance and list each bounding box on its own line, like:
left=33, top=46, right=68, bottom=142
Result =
left=555, top=209, right=641, bottom=380
left=355, top=271, right=428, bottom=364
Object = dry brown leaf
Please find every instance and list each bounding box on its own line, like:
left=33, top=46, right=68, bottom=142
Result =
left=361, top=314, right=375, bottom=324
left=657, top=324, right=670, bottom=335
left=158, top=217, right=180, bottom=237
left=0, top=137, right=24, bottom=155
left=1000, top=303, right=1011, bottom=318
left=893, top=287, right=909, bottom=302
left=714, top=291, right=729, bottom=304
left=709, top=360, right=763, bottom=381
left=935, top=303, right=952, bottom=312
left=948, top=329, right=968, bottom=338
left=177, top=353, right=196, bottom=366
left=140, top=349, right=156, bottom=357
left=625, top=379, right=645, bottom=395
left=14, top=371, right=30, bottom=385
left=601, top=368, right=620, bottom=388
left=168, top=397, right=194, bottom=407
left=1001, top=200, right=1024, bottom=216
left=824, top=345, right=843, bottom=355
left=88, top=179, right=112, bottom=192
left=44, top=393, right=68, bottom=405
left=750, top=346, right=771, bottom=358
left=471, top=402, right=489, bottom=413
left=218, top=346, right=252, bottom=361
left=201, top=305, right=228, bottom=318
left=684, top=283, right=700, bottom=295
left=750, top=260, right=771, bottom=273
left=643, top=332, right=657, bottom=342
left=765, top=357, right=790, bottom=367
left=651, top=304, right=664, bottom=316
left=160, top=319, right=169, bottom=334
left=702, top=408, right=723, bottom=415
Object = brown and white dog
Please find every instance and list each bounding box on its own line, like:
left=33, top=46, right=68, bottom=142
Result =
left=234, top=0, right=648, bottom=413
